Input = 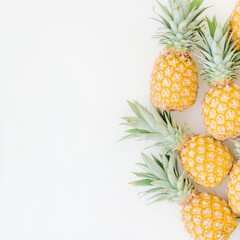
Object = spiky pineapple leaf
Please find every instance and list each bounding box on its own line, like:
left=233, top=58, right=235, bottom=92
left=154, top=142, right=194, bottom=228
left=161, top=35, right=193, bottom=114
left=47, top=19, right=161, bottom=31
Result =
left=121, top=101, right=188, bottom=153
left=198, top=16, right=240, bottom=84
left=190, top=0, right=204, bottom=11
left=153, top=0, right=207, bottom=51
left=206, top=17, right=216, bottom=38
left=131, top=153, right=194, bottom=204
left=130, top=179, right=153, bottom=186
left=155, top=1, right=173, bottom=20
left=223, top=17, right=230, bottom=35
left=233, top=138, right=240, bottom=159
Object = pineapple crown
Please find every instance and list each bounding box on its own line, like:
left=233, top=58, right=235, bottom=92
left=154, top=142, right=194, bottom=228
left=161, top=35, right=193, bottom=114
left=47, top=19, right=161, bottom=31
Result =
left=131, top=153, right=194, bottom=204
left=154, top=0, right=207, bottom=51
left=121, top=101, right=188, bottom=153
left=233, top=138, right=240, bottom=159
left=198, top=17, right=240, bottom=85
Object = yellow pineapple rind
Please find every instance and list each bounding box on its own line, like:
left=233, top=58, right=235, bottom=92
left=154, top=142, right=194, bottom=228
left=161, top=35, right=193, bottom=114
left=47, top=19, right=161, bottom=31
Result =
left=202, top=82, right=240, bottom=141
left=230, top=1, right=240, bottom=51
left=179, top=135, right=234, bottom=188
left=150, top=51, right=198, bottom=111
left=182, top=193, right=237, bottom=240
left=228, top=160, right=240, bottom=215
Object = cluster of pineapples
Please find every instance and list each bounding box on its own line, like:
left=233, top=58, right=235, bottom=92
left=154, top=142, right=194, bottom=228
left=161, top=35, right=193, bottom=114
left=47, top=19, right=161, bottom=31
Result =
left=121, top=0, right=240, bottom=239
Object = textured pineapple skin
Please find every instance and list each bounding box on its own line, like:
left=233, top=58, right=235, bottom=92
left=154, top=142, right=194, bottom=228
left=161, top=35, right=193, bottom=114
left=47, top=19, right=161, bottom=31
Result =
left=228, top=160, right=240, bottom=215
left=202, top=82, right=240, bottom=141
left=182, top=193, right=237, bottom=240
left=179, top=135, right=233, bottom=188
left=150, top=51, right=198, bottom=111
left=230, top=1, right=240, bottom=50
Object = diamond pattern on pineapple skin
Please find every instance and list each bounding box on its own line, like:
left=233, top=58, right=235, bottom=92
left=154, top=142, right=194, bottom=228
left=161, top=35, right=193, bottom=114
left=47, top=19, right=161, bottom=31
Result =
left=150, top=51, right=198, bottom=111
left=202, top=83, right=240, bottom=141
left=228, top=161, right=240, bottom=215
left=230, top=1, right=240, bottom=50
left=181, top=193, right=237, bottom=240
left=179, top=135, right=233, bottom=188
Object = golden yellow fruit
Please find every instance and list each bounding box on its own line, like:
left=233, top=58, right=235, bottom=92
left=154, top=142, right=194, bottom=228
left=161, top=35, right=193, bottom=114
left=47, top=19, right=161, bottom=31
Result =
left=230, top=1, right=240, bottom=50
left=228, top=160, right=240, bottom=215
left=182, top=192, right=237, bottom=240
left=202, top=82, right=240, bottom=141
left=179, top=135, right=233, bottom=188
left=150, top=50, right=198, bottom=111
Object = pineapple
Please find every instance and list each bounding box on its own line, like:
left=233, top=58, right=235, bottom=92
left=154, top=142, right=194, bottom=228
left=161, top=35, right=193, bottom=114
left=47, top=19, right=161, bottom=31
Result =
left=122, top=101, right=234, bottom=188
left=230, top=0, right=240, bottom=50
left=228, top=138, right=240, bottom=215
left=150, top=0, right=207, bottom=111
left=198, top=17, right=240, bottom=141
left=131, top=153, right=237, bottom=239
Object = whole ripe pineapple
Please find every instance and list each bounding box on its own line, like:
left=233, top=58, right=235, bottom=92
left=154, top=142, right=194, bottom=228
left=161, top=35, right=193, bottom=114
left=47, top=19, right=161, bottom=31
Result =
left=131, top=153, right=237, bottom=239
left=198, top=17, right=240, bottom=141
left=230, top=0, right=240, bottom=50
left=228, top=138, right=240, bottom=215
left=122, top=101, right=234, bottom=188
left=150, top=0, right=207, bottom=111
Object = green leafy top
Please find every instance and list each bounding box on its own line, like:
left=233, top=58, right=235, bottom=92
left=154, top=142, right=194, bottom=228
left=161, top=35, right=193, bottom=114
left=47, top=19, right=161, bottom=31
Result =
left=233, top=138, right=240, bottom=159
left=121, top=101, right=188, bottom=154
left=131, top=153, right=194, bottom=204
left=154, top=0, right=207, bottom=51
left=198, top=17, right=240, bottom=85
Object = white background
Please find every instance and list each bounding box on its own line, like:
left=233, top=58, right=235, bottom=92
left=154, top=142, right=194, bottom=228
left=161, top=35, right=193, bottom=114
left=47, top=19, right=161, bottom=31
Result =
left=0, top=0, right=239, bottom=239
